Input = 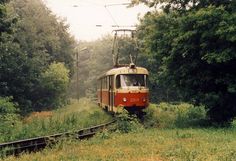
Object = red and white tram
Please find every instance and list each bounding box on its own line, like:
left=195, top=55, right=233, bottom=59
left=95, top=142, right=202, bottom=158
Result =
left=97, top=64, right=149, bottom=113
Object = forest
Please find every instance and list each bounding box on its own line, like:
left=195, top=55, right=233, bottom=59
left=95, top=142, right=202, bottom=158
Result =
left=0, top=0, right=236, bottom=138
left=132, top=0, right=236, bottom=123
left=0, top=0, right=77, bottom=133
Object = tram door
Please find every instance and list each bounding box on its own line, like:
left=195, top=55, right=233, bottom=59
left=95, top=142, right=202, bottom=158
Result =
left=108, top=75, right=114, bottom=111
left=100, top=79, right=102, bottom=107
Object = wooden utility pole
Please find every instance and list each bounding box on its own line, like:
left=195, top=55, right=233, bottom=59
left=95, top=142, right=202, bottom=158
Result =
left=76, top=50, right=79, bottom=100
left=76, top=47, right=88, bottom=100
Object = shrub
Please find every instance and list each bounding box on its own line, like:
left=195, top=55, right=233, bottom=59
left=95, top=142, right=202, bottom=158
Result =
left=38, top=62, right=70, bottom=109
left=231, top=119, right=236, bottom=129
left=0, top=97, right=21, bottom=142
left=115, top=109, right=143, bottom=133
left=143, top=103, right=176, bottom=128
left=175, top=103, right=207, bottom=128
left=143, top=103, right=207, bottom=128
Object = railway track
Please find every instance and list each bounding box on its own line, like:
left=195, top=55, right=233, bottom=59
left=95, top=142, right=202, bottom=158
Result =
left=0, top=120, right=116, bottom=156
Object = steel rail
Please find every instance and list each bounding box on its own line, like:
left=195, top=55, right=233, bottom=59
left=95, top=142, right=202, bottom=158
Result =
left=0, top=120, right=116, bottom=156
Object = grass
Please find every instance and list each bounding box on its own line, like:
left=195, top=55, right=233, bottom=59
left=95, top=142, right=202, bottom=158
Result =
left=2, top=128, right=236, bottom=161
left=0, top=98, right=112, bottom=143
left=2, top=102, right=236, bottom=160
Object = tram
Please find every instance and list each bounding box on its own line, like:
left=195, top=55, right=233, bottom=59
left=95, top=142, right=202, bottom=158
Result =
left=97, top=29, right=149, bottom=113
left=97, top=63, right=149, bottom=113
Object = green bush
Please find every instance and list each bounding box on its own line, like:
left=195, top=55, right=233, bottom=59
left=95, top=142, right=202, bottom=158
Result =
left=115, top=109, right=143, bottom=133
left=143, top=103, right=176, bottom=128
left=38, top=62, right=70, bottom=108
left=175, top=103, right=207, bottom=128
left=231, top=119, right=236, bottom=129
left=0, top=97, right=21, bottom=142
left=0, top=97, right=18, bottom=115
left=143, top=103, right=207, bottom=128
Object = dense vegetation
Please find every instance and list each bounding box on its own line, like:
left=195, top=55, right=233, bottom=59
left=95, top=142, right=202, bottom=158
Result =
left=0, top=98, right=112, bottom=144
left=9, top=128, right=236, bottom=161
left=3, top=102, right=236, bottom=161
left=0, top=0, right=77, bottom=115
left=6, top=129, right=236, bottom=161
left=131, top=0, right=236, bottom=123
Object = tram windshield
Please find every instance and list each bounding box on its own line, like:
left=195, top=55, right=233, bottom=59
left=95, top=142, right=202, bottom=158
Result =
left=116, top=74, right=147, bottom=88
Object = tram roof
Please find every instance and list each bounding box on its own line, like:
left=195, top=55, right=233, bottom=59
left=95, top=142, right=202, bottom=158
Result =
left=99, top=66, right=148, bottom=79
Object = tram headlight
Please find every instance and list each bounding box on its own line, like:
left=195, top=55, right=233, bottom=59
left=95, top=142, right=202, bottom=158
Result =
left=123, top=97, right=127, bottom=102
left=143, top=98, right=146, bottom=102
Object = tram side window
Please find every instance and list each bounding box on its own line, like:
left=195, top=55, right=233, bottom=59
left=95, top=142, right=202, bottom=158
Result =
left=116, top=75, right=121, bottom=88
left=107, top=77, right=108, bottom=89
left=102, top=77, right=108, bottom=90
left=97, top=79, right=101, bottom=90
left=105, top=77, right=107, bottom=89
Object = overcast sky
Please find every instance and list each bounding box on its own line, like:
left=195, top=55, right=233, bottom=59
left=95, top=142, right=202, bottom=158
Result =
left=43, top=0, right=149, bottom=41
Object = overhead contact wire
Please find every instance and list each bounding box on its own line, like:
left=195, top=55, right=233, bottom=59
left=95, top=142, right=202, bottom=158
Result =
left=104, top=6, right=119, bottom=27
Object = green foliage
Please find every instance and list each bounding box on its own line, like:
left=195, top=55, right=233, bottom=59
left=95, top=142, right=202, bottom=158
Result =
left=41, top=63, right=69, bottom=92
left=144, top=104, right=176, bottom=128
left=115, top=109, right=143, bottom=133
left=130, top=0, right=236, bottom=13
left=136, top=1, right=236, bottom=123
left=175, top=103, right=207, bottom=128
left=38, top=62, right=69, bottom=108
left=0, top=97, right=18, bottom=114
left=0, top=99, right=112, bottom=143
left=0, top=0, right=14, bottom=34
left=9, top=0, right=76, bottom=73
left=0, top=0, right=77, bottom=113
left=143, top=103, right=207, bottom=128
left=0, top=1, right=23, bottom=136
left=0, top=97, right=21, bottom=141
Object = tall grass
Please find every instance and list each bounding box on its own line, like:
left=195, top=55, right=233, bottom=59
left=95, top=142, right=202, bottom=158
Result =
left=0, top=98, right=112, bottom=143
left=2, top=102, right=236, bottom=160
left=4, top=127, right=236, bottom=161
left=143, top=103, right=207, bottom=128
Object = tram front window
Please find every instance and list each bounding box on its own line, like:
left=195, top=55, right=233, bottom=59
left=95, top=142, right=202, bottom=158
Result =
left=116, top=74, right=147, bottom=88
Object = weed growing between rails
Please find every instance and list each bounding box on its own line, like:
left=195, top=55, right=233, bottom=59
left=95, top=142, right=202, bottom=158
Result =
left=114, top=107, right=144, bottom=133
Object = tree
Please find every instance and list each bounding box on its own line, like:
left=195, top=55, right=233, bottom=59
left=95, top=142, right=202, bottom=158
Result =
left=0, top=0, right=77, bottom=114
left=135, top=1, right=236, bottom=123
left=136, top=11, right=183, bottom=103
left=38, top=62, right=70, bottom=109
left=0, top=0, right=32, bottom=112
left=9, top=0, right=76, bottom=74
left=130, top=0, right=236, bottom=13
